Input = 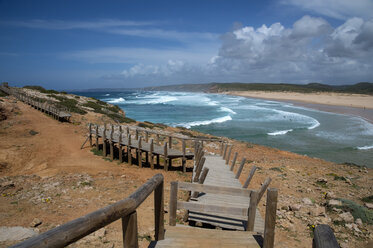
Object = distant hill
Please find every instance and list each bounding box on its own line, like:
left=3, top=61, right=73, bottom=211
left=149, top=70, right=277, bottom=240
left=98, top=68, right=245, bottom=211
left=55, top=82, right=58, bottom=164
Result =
left=144, top=82, right=373, bottom=95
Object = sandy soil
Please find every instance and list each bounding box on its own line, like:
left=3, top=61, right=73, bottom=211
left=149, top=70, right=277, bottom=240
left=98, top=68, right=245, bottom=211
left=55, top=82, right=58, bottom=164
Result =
left=1, top=95, right=373, bottom=248
left=227, top=91, right=373, bottom=109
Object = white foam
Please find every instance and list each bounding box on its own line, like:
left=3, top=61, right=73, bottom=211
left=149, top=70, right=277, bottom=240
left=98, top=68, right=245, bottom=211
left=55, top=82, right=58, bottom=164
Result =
left=177, top=115, right=232, bottom=128
left=104, top=93, right=110, bottom=96
left=107, top=97, right=125, bottom=103
left=357, top=145, right=373, bottom=150
left=268, top=129, right=293, bottom=136
left=308, top=120, right=320, bottom=130
left=220, top=107, right=237, bottom=114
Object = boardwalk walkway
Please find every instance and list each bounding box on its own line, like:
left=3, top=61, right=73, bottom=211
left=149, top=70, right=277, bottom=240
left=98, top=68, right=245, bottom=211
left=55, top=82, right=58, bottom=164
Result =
left=0, top=83, right=71, bottom=121
left=188, top=155, right=265, bottom=232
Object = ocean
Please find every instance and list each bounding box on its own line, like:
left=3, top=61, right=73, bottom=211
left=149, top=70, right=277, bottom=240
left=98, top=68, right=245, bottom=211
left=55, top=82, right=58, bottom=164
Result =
left=71, top=90, right=373, bottom=168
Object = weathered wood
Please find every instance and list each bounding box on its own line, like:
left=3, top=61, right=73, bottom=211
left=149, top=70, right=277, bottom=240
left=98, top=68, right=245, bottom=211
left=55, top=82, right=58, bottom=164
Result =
left=156, top=134, right=160, bottom=144
left=154, top=180, right=164, bottom=240
left=225, top=145, right=232, bottom=165
left=230, top=152, right=238, bottom=171
left=178, top=201, right=248, bottom=217
left=122, top=211, right=139, bottom=248
left=193, top=157, right=206, bottom=182
left=169, top=181, right=178, bottom=226
left=138, top=137, right=142, bottom=168
left=128, top=134, right=132, bottom=165
left=88, top=123, right=92, bottom=147
left=145, top=131, right=149, bottom=142
left=243, top=165, right=257, bottom=188
left=182, top=139, right=186, bottom=173
left=95, top=125, right=99, bottom=148
left=179, top=181, right=252, bottom=197
left=103, top=125, right=107, bottom=157
left=220, top=141, right=224, bottom=156
left=164, top=142, right=168, bottom=171
left=11, top=174, right=164, bottom=248
left=235, top=158, right=246, bottom=179
left=222, top=144, right=228, bottom=159
left=247, top=190, right=258, bottom=231
left=119, top=129, right=123, bottom=163
left=135, top=129, right=139, bottom=140
left=109, top=130, right=114, bottom=161
left=312, top=224, right=339, bottom=248
left=263, top=188, right=278, bottom=248
left=150, top=139, right=154, bottom=169
left=258, top=178, right=272, bottom=204
left=191, top=167, right=209, bottom=198
left=168, top=136, right=172, bottom=148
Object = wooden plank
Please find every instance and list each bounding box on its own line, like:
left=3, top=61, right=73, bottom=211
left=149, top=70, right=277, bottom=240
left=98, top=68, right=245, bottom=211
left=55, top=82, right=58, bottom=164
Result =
left=257, top=178, right=272, bottom=204
left=263, top=188, right=278, bottom=248
left=122, top=211, right=138, bottom=248
left=154, top=180, right=164, bottom=241
left=312, top=225, right=340, bottom=248
left=247, top=190, right=258, bottom=231
left=169, top=181, right=178, bottom=226
left=178, top=201, right=248, bottom=217
left=243, top=166, right=257, bottom=188
left=191, top=167, right=209, bottom=198
left=235, top=158, right=246, bottom=179
left=230, top=152, right=238, bottom=171
left=178, top=182, right=252, bottom=197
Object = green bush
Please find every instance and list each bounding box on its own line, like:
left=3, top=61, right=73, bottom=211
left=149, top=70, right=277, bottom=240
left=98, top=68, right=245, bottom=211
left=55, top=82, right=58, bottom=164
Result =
left=107, top=105, right=121, bottom=113
left=57, top=98, right=87, bottom=114
left=23, top=85, right=59, bottom=94
left=362, top=195, right=373, bottom=203
left=337, top=198, right=373, bottom=224
left=138, top=122, right=153, bottom=129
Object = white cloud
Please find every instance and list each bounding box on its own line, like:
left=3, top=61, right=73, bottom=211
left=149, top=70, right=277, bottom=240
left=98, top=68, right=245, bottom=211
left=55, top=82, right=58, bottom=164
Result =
left=282, top=0, right=373, bottom=20
left=109, top=15, right=373, bottom=85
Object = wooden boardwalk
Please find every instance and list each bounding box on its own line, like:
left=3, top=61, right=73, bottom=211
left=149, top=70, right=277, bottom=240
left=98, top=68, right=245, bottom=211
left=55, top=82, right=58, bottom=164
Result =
left=90, top=124, right=197, bottom=171
left=0, top=83, right=71, bottom=121
left=189, top=155, right=265, bottom=233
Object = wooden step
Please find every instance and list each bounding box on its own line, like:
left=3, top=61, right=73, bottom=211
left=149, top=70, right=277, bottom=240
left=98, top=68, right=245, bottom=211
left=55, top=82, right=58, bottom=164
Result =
left=152, top=225, right=260, bottom=248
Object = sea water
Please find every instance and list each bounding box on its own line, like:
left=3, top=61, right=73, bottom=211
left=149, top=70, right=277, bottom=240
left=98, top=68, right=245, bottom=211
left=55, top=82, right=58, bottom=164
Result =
left=72, top=90, right=373, bottom=168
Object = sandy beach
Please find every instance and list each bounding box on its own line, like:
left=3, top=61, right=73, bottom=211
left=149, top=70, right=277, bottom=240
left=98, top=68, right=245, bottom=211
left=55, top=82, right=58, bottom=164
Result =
left=227, top=91, right=373, bottom=123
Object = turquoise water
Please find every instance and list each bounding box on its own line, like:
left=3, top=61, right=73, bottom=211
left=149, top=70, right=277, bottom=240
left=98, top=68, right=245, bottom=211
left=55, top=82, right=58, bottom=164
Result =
left=72, top=90, right=373, bottom=167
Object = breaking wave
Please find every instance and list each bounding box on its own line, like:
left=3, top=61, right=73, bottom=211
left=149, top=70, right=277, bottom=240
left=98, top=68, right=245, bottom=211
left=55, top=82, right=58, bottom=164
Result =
left=176, top=115, right=232, bottom=128
left=268, top=129, right=293, bottom=136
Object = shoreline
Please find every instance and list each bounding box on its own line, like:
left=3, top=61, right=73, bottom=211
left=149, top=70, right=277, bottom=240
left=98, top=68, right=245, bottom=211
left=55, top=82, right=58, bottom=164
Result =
left=226, top=91, right=373, bottom=124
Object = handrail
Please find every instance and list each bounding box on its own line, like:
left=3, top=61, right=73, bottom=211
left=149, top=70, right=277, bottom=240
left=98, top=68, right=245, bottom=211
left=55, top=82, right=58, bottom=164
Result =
left=11, top=173, right=164, bottom=248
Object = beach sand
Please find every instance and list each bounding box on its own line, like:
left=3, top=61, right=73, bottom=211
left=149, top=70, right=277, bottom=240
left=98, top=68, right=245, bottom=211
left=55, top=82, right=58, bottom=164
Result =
left=227, top=91, right=373, bottom=123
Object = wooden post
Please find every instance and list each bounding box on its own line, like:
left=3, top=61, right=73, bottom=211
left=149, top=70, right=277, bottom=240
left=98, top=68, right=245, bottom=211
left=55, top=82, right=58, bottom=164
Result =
left=247, top=190, right=258, bottom=232
left=128, top=134, right=132, bottom=165
left=235, top=158, right=246, bottom=179
left=126, top=126, right=130, bottom=136
left=110, top=125, right=114, bottom=160
left=156, top=155, right=160, bottom=167
left=138, top=137, right=142, bottom=168
left=119, top=129, right=123, bottom=163
left=193, top=157, right=206, bottom=182
left=163, top=142, right=168, bottom=171
left=194, top=140, right=198, bottom=157
left=95, top=125, right=99, bottom=149
left=88, top=123, right=92, bottom=147
left=154, top=180, right=164, bottom=240
left=263, top=188, right=278, bottom=248
left=156, top=134, right=160, bottom=144
left=145, top=131, right=149, bottom=142
left=103, top=124, right=107, bottom=157
left=243, top=165, right=257, bottom=188
left=191, top=167, right=209, bottom=198
left=135, top=129, right=139, bottom=140
left=150, top=139, right=154, bottom=169
left=257, top=178, right=272, bottom=204
left=222, top=144, right=228, bottom=159
left=225, top=145, right=232, bottom=165
left=220, top=141, right=224, bottom=156
left=182, top=139, right=186, bottom=173
left=169, top=181, right=178, bottom=226
left=230, top=152, right=238, bottom=171
left=168, top=136, right=172, bottom=148
left=122, top=211, right=139, bottom=248
left=313, top=225, right=339, bottom=248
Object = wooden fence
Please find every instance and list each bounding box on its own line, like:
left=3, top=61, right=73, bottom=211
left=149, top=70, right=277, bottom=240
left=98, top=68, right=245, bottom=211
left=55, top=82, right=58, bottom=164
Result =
left=11, top=174, right=165, bottom=248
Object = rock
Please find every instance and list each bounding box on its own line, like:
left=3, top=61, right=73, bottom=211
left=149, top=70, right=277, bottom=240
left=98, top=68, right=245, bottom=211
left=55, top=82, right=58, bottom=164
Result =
left=302, top=198, right=313, bottom=205
left=0, top=226, right=39, bottom=242
left=340, top=243, right=349, bottom=248
left=290, top=204, right=301, bottom=211
left=30, top=218, right=42, bottom=227
left=317, top=178, right=327, bottom=183
left=0, top=181, right=15, bottom=189
left=281, top=222, right=296, bottom=232
left=310, top=206, right=326, bottom=217
left=339, top=212, right=354, bottom=223
left=332, top=207, right=343, bottom=213
left=306, top=188, right=312, bottom=193
left=355, top=218, right=363, bottom=226
left=328, top=199, right=342, bottom=206
left=365, top=202, right=373, bottom=209
left=94, top=228, right=106, bottom=238
left=281, top=205, right=289, bottom=211
left=325, top=192, right=336, bottom=199
left=345, top=178, right=352, bottom=185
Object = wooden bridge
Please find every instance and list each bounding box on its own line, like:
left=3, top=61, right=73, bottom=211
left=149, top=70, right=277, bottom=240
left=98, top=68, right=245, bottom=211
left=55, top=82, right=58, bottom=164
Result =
left=0, top=83, right=71, bottom=121
left=88, top=123, right=221, bottom=172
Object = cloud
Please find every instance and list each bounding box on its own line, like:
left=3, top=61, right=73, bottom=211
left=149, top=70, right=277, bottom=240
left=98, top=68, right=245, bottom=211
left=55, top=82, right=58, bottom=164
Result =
left=282, top=0, right=373, bottom=20
left=111, top=15, right=373, bottom=85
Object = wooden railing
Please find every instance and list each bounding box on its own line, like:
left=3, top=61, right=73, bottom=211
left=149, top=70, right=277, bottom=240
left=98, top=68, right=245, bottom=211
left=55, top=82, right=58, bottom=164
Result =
left=313, top=225, right=340, bottom=248
left=11, top=174, right=164, bottom=248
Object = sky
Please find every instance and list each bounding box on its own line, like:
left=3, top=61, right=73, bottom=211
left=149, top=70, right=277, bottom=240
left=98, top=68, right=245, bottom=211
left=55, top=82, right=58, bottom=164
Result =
left=0, top=0, right=373, bottom=90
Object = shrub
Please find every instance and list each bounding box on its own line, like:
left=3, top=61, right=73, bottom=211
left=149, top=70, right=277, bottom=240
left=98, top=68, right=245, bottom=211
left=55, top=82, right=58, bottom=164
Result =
left=337, top=198, right=373, bottom=224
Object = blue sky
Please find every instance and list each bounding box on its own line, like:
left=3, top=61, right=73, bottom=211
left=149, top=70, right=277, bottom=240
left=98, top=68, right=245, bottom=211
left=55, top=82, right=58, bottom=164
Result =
left=0, top=0, right=372, bottom=89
